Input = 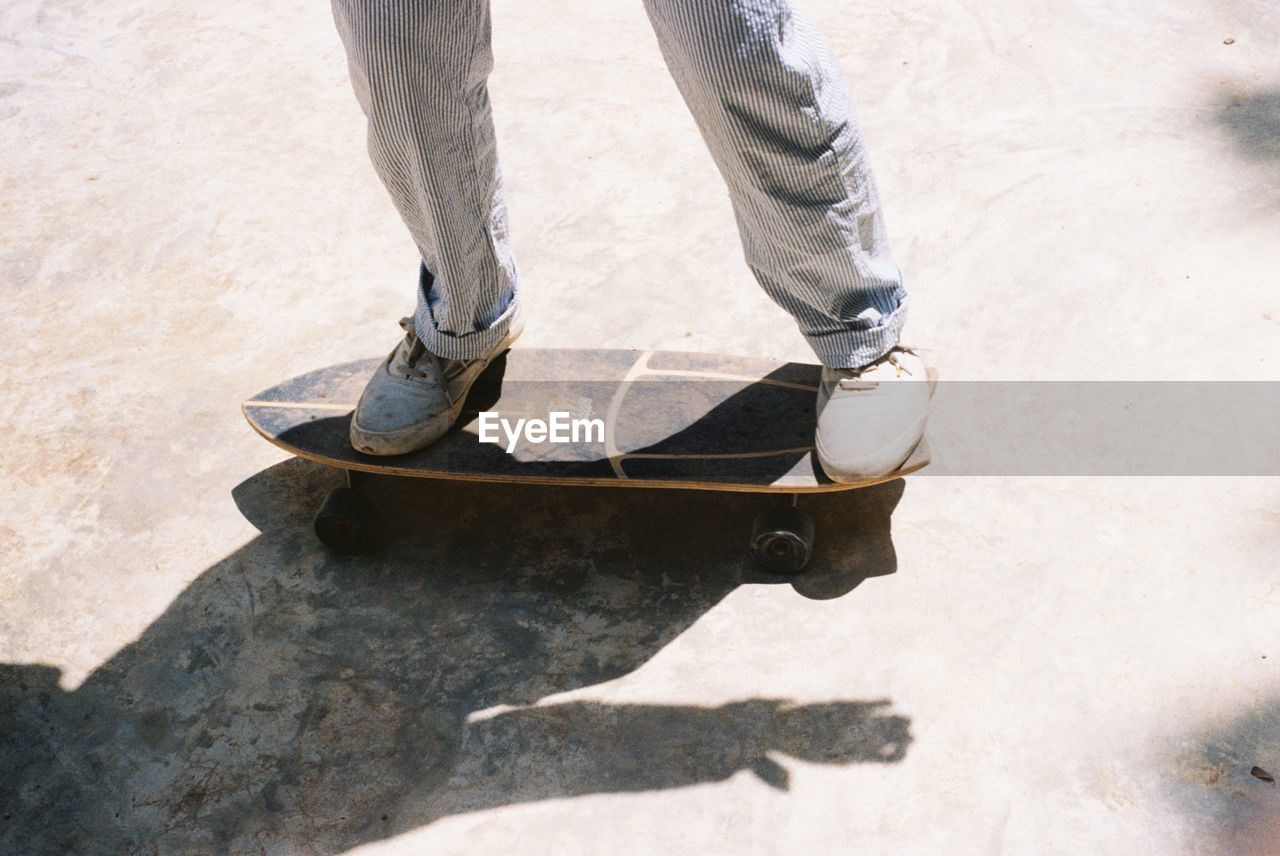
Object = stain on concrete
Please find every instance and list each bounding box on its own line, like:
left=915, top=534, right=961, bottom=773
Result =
left=1214, top=85, right=1280, bottom=164
left=1168, top=698, right=1280, bottom=855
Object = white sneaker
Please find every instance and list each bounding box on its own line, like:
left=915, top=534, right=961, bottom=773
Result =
left=349, top=313, right=522, bottom=456
left=815, top=346, right=933, bottom=482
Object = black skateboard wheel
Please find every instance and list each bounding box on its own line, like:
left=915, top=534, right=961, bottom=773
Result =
left=750, top=505, right=815, bottom=574
left=313, top=487, right=379, bottom=555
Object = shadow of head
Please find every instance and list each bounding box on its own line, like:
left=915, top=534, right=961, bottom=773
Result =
left=0, top=458, right=910, bottom=853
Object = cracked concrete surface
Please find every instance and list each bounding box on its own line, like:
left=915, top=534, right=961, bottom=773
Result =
left=1, top=0, right=1278, bottom=853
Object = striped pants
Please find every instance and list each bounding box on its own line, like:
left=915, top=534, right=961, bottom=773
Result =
left=332, top=0, right=908, bottom=368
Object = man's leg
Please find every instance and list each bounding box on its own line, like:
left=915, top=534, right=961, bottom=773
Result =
left=332, top=0, right=519, bottom=360
left=642, top=0, right=906, bottom=370
left=332, top=0, right=523, bottom=455
left=644, top=0, right=928, bottom=480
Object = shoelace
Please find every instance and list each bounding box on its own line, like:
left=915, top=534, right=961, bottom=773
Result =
left=833, top=345, right=920, bottom=391
left=390, top=317, right=472, bottom=383
left=389, top=317, right=435, bottom=381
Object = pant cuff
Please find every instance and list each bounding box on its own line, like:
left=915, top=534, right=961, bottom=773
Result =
left=805, top=297, right=910, bottom=369
left=413, top=274, right=520, bottom=361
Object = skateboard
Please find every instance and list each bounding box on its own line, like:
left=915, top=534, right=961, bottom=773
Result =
left=242, top=348, right=929, bottom=573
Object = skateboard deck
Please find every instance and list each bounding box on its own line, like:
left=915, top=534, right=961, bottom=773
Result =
left=243, top=348, right=930, bottom=493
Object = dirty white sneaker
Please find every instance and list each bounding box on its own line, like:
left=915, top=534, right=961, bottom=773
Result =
left=815, top=346, right=933, bottom=482
left=350, top=313, right=522, bottom=456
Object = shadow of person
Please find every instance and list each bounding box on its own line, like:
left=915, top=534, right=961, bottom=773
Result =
left=1, top=458, right=910, bottom=854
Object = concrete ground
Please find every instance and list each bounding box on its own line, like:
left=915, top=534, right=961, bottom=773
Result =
left=2, top=0, right=1278, bottom=853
